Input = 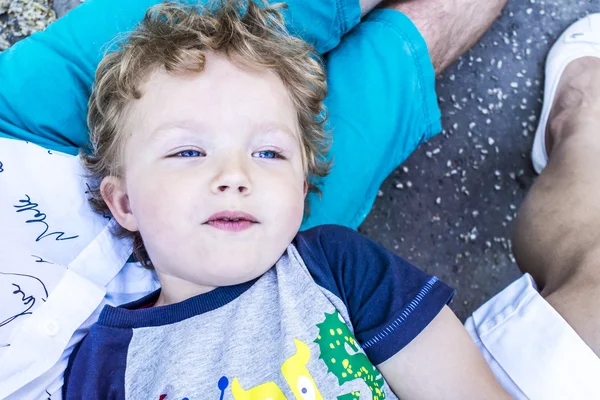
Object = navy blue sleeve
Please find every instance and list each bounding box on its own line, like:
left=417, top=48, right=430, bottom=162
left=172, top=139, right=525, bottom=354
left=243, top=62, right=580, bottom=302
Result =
left=293, top=225, right=455, bottom=365
left=63, top=322, right=132, bottom=399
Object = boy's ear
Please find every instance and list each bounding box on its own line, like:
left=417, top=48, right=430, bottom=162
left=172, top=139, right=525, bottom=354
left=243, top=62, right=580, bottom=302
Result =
left=100, top=176, right=139, bottom=232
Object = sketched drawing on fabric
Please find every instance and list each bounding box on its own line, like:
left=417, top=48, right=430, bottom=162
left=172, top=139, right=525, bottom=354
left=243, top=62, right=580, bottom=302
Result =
left=0, top=272, right=48, bottom=328
left=0, top=160, right=4, bottom=172
left=1, top=137, right=116, bottom=267
left=31, top=255, right=53, bottom=264
left=14, top=194, right=79, bottom=242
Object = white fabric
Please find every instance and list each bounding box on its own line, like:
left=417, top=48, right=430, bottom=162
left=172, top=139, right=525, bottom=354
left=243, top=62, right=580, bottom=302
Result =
left=0, top=138, right=158, bottom=399
left=466, top=273, right=600, bottom=399
left=531, top=13, right=600, bottom=174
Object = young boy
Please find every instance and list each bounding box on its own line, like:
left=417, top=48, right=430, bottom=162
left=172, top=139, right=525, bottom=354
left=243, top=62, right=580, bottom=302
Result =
left=64, top=1, right=509, bottom=398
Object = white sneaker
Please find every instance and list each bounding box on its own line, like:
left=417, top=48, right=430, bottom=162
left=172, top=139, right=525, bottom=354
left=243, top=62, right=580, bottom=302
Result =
left=532, top=13, right=600, bottom=174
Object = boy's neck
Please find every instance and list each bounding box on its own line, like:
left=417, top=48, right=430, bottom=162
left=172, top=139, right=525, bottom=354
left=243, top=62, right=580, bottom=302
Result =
left=154, top=272, right=217, bottom=307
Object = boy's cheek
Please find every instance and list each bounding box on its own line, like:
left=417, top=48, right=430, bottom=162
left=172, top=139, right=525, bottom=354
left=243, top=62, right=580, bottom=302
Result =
left=129, top=184, right=173, bottom=227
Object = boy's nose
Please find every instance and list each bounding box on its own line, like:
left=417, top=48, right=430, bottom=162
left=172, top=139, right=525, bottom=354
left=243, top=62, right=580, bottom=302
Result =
left=216, top=184, right=250, bottom=194
left=210, top=158, right=253, bottom=195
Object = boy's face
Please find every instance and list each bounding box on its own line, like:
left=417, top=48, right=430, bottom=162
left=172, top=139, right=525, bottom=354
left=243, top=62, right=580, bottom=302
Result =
left=103, top=52, right=306, bottom=302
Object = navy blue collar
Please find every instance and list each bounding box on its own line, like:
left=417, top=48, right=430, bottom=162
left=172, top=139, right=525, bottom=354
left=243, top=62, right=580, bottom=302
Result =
left=98, top=277, right=259, bottom=328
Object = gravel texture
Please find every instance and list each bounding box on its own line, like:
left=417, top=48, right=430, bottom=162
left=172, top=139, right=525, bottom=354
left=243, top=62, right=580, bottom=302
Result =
left=360, top=0, right=600, bottom=320
left=0, top=0, right=56, bottom=50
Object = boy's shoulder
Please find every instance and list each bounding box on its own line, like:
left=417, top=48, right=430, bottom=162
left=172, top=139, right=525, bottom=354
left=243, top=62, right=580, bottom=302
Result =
left=292, top=225, right=455, bottom=365
left=293, top=224, right=372, bottom=256
left=291, top=223, right=438, bottom=310
left=293, top=224, right=402, bottom=274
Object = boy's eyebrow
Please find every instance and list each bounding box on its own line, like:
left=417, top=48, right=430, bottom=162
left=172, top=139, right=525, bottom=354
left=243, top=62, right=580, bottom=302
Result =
left=253, top=122, right=298, bottom=140
left=149, top=120, right=298, bottom=140
left=149, top=119, right=209, bottom=139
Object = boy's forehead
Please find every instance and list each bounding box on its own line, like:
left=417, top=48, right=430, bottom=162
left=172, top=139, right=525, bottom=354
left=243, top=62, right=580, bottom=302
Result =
left=127, top=53, right=299, bottom=138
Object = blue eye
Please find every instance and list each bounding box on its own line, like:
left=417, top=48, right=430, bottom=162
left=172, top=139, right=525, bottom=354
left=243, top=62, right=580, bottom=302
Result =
left=254, top=150, right=283, bottom=159
left=175, top=150, right=204, bottom=157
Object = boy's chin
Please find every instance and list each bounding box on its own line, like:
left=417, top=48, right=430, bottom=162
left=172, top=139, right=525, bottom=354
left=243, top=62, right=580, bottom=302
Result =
left=206, top=263, right=274, bottom=287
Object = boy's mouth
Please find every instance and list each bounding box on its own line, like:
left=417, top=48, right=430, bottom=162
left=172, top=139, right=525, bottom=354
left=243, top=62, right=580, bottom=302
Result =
left=204, top=211, right=258, bottom=232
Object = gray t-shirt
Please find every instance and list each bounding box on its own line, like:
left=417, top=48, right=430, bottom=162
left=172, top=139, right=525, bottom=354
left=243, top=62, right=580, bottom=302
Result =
left=64, top=225, right=454, bottom=399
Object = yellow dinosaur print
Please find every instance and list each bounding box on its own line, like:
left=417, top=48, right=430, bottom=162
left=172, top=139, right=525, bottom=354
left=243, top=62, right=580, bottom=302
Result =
left=281, top=339, right=323, bottom=400
left=231, top=339, right=322, bottom=400
left=231, top=379, right=286, bottom=400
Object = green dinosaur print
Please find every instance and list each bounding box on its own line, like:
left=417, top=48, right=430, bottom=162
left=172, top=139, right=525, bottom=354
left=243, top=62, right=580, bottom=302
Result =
left=337, top=392, right=360, bottom=400
left=314, top=311, right=386, bottom=400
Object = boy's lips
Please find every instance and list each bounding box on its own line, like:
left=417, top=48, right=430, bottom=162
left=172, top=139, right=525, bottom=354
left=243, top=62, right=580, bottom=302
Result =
left=204, top=211, right=258, bottom=232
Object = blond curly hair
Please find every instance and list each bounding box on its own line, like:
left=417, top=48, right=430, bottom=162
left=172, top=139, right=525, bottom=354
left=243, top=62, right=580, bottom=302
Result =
left=80, top=0, right=331, bottom=267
